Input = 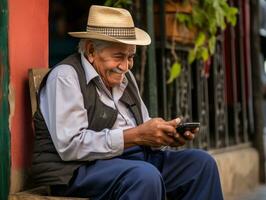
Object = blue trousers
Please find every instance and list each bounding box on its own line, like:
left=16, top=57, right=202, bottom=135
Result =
left=51, top=147, right=223, bottom=200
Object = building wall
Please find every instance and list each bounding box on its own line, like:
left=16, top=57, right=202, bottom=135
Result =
left=8, top=0, right=49, bottom=193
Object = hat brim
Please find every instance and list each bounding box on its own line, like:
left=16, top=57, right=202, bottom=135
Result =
left=68, top=28, right=151, bottom=46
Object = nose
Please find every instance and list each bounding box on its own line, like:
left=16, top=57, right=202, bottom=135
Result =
left=118, top=59, right=129, bottom=71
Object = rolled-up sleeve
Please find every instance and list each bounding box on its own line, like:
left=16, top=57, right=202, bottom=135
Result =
left=40, top=65, right=124, bottom=161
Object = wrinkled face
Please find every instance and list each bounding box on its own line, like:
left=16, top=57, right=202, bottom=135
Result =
left=86, top=42, right=136, bottom=89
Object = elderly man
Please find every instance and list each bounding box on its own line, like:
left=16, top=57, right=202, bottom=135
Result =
left=31, top=5, right=223, bottom=200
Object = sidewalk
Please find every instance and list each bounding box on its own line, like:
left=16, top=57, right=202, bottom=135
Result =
left=233, top=129, right=266, bottom=200
left=226, top=185, right=266, bottom=200
left=228, top=127, right=266, bottom=200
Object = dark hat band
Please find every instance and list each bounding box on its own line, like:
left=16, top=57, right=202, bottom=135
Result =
left=87, top=25, right=136, bottom=39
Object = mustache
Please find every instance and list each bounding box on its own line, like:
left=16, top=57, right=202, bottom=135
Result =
left=111, top=67, right=125, bottom=74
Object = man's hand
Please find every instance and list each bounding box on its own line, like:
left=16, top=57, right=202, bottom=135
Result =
left=124, top=117, right=198, bottom=148
left=173, top=120, right=200, bottom=145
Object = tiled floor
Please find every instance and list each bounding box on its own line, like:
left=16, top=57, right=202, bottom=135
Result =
left=226, top=185, right=266, bottom=200
left=226, top=112, right=266, bottom=200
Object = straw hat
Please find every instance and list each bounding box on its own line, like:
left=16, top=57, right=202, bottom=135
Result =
left=68, top=5, right=151, bottom=46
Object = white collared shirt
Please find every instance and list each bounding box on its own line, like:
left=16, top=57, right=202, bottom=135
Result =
left=40, top=53, right=150, bottom=161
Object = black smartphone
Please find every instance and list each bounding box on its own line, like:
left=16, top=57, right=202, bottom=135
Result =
left=176, top=122, right=200, bottom=136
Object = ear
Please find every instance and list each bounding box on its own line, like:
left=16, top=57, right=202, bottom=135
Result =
left=85, top=41, right=95, bottom=63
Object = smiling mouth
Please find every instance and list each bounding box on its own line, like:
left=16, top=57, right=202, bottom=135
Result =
left=111, top=68, right=125, bottom=74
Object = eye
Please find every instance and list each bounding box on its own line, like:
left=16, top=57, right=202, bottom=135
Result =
left=128, top=55, right=135, bottom=60
left=112, top=55, right=124, bottom=60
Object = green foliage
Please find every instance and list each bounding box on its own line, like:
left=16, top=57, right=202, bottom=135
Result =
left=167, top=62, right=182, bottom=83
left=168, top=0, right=238, bottom=83
left=178, top=0, right=238, bottom=64
left=104, top=0, right=132, bottom=8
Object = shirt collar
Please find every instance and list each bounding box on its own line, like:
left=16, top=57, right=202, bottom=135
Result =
left=81, top=53, right=99, bottom=84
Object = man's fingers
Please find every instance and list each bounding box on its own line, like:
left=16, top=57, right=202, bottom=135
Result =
left=183, top=131, right=195, bottom=140
left=173, top=133, right=186, bottom=145
left=175, top=118, right=182, bottom=126
left=163, top=136, right=177, bottom=146
left=157, top=124, right=176, bottom=134
left=167, top=117, right=182, bottom=127
left=191, top=127, right=200, bottom=134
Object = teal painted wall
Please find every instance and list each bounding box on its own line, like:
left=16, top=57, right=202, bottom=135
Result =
left=0, top=0, right=11, bottom=199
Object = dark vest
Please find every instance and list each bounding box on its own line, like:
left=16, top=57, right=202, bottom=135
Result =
left=31, top=53, right=143, bottom=186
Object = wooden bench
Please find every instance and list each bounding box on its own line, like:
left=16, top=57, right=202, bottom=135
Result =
left=9, top=186, right=85, bottom=200
left=29, top=68, right=50, bottom=116
left=9, top=68, right=87, bottom=200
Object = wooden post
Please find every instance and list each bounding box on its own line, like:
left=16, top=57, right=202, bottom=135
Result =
left=250, top=0, right=266, bottom=183
left=146, top=0, right=158, bottom=117
left=0, top=0, right=11, bottom=199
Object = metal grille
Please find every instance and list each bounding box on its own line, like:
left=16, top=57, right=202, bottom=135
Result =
left=152, top=40, right=253, bottom=150
left=143, top=0, right=254, bottom=151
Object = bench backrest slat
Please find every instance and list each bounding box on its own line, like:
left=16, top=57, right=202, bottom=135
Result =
left=28, top=68, right=49, bottom=116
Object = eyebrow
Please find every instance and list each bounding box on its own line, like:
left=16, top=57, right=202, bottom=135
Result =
left=112, top=52, right=136, bottom=57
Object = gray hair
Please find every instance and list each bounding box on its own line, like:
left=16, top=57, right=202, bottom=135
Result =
left=78, top=39, right=113, bottom=54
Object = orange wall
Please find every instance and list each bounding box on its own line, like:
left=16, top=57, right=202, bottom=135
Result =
left=8, top=0, right=48, bottom=169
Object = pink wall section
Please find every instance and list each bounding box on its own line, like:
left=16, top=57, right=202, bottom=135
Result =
left=8, top=0, right=48, bottom=169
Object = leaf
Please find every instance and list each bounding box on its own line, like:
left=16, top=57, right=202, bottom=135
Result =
left=188, top=49, right=196, bottom=64
left=208, top=36, right=216, bottom=55
left=200, top=47, right=209, bottom=61
left=112, top=0, right=132, bottom=8
left=104, top=0, right=114, bottom=6
left=226, top=7, right=238, bottom=26
left=192, top=6, right=206, bottom=27
left=173, top=0, right=238, bottom=65
left=176, top=13, right=191, bottom=24
left=167, top=62, right=182, bottom=84
left=195, top=32, right=206, bottom=48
